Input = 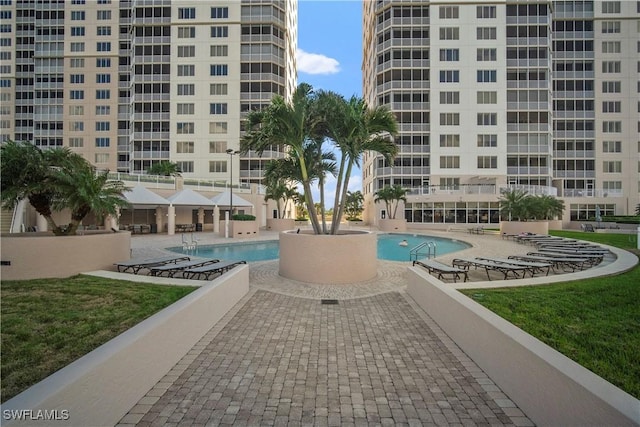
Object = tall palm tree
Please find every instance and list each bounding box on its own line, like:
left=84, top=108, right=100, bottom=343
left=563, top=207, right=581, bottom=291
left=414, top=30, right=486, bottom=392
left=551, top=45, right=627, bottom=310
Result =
left=318, top=92, right=398, bottom=234
left=535, top=194, right=565, bottom=220
left=374, top=185, right=408, bottom=220
left=242, top=83, right=325, bottom=234
left=344, top=190, right=364, bottom=220
left=499, top=189, right=528, bottom=221
left=52, top=165, right=129, bottom=235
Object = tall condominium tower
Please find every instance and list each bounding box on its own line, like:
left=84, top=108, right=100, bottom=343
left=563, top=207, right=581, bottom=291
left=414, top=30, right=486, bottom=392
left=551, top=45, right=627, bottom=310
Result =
left=362, top=0, right=639, bottom=226
left=0, top=0, right=297, bottom=187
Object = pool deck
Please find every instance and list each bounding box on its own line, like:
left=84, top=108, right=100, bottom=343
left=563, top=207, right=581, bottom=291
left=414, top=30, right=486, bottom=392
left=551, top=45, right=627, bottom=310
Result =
left=7, top=227, right=638, bottom=426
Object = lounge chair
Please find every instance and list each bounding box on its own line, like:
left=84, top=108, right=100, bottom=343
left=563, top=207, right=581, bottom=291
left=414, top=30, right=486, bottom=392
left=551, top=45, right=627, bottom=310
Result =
left=114, top=255, right=190, bottom=274
left=412, top=260, right=468, bottom=283
left=533, top=250, right=603, bottom=266
left=452, top=257, right=531, bottom=280
left=183, top=260, right=247, bottom=280
left=149, top=258, right=220, bottom=278
left=581, top=224, right=595, bottom=232
left=524, top=253, right=592, bottom=270
left=476, top=257, right=552, bottom=276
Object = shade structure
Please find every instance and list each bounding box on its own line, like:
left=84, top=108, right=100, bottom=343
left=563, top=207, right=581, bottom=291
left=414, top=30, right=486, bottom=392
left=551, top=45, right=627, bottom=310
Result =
left=210, top=190, right=254, bottom=208
left=166, top=188, right=215, bottom=207
left=123, top=185, right=170, bottom=208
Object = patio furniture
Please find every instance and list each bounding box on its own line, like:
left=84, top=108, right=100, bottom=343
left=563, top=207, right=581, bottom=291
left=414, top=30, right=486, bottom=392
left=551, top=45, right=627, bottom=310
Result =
left=149, top=258, right=220, bottom=278
left=114, top=255, right=190, bottom=274
left=522, top=253, right=591, bottom=271
left=183, top=260, right=247, bottom=280
left=412, top=260, right=469, bottom=283
left=476, top=257, right=552, bottom=276
left=452, top=258, right=531, bottom=280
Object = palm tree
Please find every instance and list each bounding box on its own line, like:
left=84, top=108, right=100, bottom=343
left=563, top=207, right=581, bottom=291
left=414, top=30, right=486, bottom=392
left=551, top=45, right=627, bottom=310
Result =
left=147, top=161, right=181, bottom=177
left=344, top=190, right=364, bottom=220
left=535, top=194, right=565, bottom=220
left=499, top=189, right=528, bottom=221
left=318, top=92, right=399, bottom=234
left=52, top=165, right=129, bottom=235
left=374, top=185, right=408, bottom=220
left=242, top=83, right=325, bottom=234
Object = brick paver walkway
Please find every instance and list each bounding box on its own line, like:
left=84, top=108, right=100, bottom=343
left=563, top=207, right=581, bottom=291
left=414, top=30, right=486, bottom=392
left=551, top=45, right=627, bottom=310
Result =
left=120, top=290, right=531, bottom=426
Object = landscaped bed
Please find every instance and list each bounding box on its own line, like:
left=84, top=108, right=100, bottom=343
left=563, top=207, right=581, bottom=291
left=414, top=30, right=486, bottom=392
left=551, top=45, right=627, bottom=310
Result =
left=461, top=231, right=640, bottom=399
left=1, top=275, right=197, bottom=402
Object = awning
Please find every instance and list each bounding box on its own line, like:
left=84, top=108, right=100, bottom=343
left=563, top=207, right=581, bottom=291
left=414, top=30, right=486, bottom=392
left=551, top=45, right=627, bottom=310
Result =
left=166, top=188, right=215, bottom=207
left=210, top=190, right=254, bottom=208
left=123, top=185, right=170, bottom=208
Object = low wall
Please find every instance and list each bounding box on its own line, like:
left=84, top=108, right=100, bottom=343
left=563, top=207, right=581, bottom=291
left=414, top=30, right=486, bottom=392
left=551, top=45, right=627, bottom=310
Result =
left=0, top=232, right=131, bottom=280
left=266, top=218, right=295, bottom=232
left=279, top=230, right=377, bottom=284
left=406, top=268, right=639, bottom=426
left=500, top=220, right=549, bottom=236
left=3, top=266, right=250, bottom=427
left=378, top=219, right=407, bottom=232
left=230, top=220, right=259, bottom=238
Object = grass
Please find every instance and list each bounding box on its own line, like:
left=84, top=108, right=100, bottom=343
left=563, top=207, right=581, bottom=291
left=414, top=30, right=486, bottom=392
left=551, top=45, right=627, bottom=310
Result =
left=461, top=231, right=640, bottom=399
left=1, top=275, right=197, bottom=403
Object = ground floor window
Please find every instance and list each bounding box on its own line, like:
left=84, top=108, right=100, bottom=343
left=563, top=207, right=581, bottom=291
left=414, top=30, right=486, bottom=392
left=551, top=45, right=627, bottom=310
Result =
left=405, top=201, right=500, bottom=224
left=570, top=204, right=615, bottom=221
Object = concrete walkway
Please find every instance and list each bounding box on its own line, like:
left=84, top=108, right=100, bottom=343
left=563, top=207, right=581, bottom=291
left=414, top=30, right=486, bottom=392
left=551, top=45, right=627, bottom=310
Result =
left=111, top=228, right=632, bottom=426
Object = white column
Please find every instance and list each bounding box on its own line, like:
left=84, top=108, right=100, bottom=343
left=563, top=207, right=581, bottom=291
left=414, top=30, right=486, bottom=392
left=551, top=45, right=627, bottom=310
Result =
left=155, top=206, right=164, bottom=233
left=167, top=204, right=176, bottom=236
left=224, top=210, right=230, bottom=238
left=213, top=205, right=220, bottom=233
left=197, top=207, right=205, bottom=228
left=36, top=213, right=48, bottom=232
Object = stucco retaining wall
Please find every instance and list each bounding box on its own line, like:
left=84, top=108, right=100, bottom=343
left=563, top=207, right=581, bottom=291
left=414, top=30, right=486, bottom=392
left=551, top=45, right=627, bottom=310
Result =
left=0, top=232, right=131, bottom=280
left=406, top=268, right=639, bottom=426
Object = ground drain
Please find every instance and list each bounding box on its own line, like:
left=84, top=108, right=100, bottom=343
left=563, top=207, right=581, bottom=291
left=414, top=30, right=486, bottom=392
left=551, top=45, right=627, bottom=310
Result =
left=320, top=299, right=339, bottom=305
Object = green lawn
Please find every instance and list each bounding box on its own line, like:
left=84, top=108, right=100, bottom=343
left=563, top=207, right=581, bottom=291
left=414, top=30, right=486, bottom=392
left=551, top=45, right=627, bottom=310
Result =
left=461, top=232, right=640, bottom=399
left=1, top=275, right=197, bottom=402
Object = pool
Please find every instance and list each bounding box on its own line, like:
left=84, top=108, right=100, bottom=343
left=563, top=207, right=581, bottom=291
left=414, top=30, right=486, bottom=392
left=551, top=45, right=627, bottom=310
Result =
left=168, top=233, right=469, bottom=262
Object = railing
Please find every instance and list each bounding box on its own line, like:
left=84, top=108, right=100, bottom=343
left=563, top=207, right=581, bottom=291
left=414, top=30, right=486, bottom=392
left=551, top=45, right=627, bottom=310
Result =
left=410, top=241, right=436, bottom=261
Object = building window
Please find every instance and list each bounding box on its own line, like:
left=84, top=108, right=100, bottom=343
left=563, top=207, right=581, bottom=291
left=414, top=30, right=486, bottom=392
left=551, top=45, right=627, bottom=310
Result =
left=439, top=70, right=459, bottom=83
left=602, top=81, right=621, bottom=92
left=177, top=65, right=195, bottom=76
left=95, top=122, right=110, bottom=131
left=602, top=140, right=622, bottom=152
left=477, top=6, right=496, bottom=18
left=70, top=58, right=85, bottom=68
left=70, top=42, right=85, bottom=52
left=95, top=153, right=110, bottom=164
left=178, top=8, right=196, bottom=19
left=602, top=181, right=622, bottom=192
left=96, top=42, right=111, bottom=52
left=477, top=70, right=497, bottom=83
left=97, top=26, right=111, bottom=36
left=602, top=41, right=621, bottom=53
left=210, top=45, right=229, bottom=57
left=177, top=122, right=194, bottom=134
left=70, top=121, right=84, bottom=131
left=177, top=46, right=195, bottom=57
left=211, top=7, right=229, bottom=18
left=439, top=49, right=459, bottom=61
left=439, top=6, right=459, bottom=19
left=209, top=161, right=227, bottom=173
left=440, top=113, right=460, bottom=126
left=97, top=10, right=111, bottom=20
left=477, top=134, right=497, bottom=147
left=95, top=105, right=110, bottom=115
left=71, top=26, right=85, bottom=36
left=95, top=137, right=110, bottom=147
left=477, top=27, right=497, bottom=40
left=210, top=83, right=228, bottom=95
left=440, top=156, right=460, bottom=168
left=602, top=121, right=622, bottom=132
left=96, top=58, right=111, bottom=67
left=172, top=161, right=192, bottom=174
left=211, top=26, right=229, bottom=38
left=176, top=141, right=194, bottom=153
left=477, top=91, right=497, bottom=104
left=96, top=90, right=110, bottom=99
left=439, top=134, right=460, bottom=147
left=477, top=113, right=497, bottom=125
left=602, top=101, right=621, bottom=113
left=177, top=103, right=194, bottom=115
left=209, top=121, right=228, bottom=134
left=70, top=74, right=84, bottom=84
left=177, top=84, right=195, bottom=96
left=69, top=137, right=84, bottom=147
left=602, top=1, right=620, bottom=13
left=477, top=48, right=496, bottom=61
left=178, top=26, right=195, bottom=38
left=439, top=91, right=459, bottom=104
left=603, top=161, right=622, bottom=173
left=209, top=141, right=227, bottom=153
left=210, top=64, right=229, bottom=76
left=477, top=156, right=497, bottom=169
left=96, top=74, right=111, bottom=83
left=439, top=27, right=459, bottom=40
left=601, top=21, right=621, bottom=33
left=210, top=103, right=228, bottom=115
left=70, top=90, right=84, bottom=100
left=602, top=61, right=621, bottom=73
left=71, top=11, right=85, bottom=20
left=69, top=105, right=84, bottom=115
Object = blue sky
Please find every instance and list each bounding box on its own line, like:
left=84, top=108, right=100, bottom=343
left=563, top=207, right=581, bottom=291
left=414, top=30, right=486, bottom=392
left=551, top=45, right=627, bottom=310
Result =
left=297, top=1, right=364, bottom=207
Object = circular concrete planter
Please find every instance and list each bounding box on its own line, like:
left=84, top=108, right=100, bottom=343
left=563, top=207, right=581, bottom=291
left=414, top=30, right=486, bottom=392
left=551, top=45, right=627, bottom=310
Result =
left=266, top=218, right=295, bottom=232
left=279, top=230, right=377, bottom=284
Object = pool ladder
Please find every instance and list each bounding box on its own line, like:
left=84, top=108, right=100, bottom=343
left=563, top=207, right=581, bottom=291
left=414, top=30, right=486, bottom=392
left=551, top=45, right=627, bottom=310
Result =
left=409, top=241, right=436, bottom=261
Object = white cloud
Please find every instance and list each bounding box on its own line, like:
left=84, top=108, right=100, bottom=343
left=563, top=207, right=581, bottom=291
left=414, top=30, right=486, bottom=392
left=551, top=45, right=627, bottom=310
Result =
left=297, top=49, right=340, bottom=75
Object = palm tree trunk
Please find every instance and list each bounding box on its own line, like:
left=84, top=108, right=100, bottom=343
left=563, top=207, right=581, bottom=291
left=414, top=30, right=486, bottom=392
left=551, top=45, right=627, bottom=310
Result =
left=297, top=154, right=322, bottom=234
left=331, top=160, right=354, bottom=235
left=319, top=177, right=328, bottom=234
left=329, top=156, right=347, bottom=234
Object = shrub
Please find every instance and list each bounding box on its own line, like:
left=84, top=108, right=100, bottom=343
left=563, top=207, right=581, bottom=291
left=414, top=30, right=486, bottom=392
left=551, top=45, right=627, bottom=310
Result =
left=232, top=214, right=256, bottom=221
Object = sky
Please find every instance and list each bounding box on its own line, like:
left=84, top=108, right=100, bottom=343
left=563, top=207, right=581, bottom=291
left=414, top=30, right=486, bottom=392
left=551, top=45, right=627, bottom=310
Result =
left=296, top=1, right=364, bottom=208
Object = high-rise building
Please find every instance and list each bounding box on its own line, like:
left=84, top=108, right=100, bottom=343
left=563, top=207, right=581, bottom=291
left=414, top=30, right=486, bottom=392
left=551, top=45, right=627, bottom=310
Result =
left=362, top=0, right=639, bottom=226
left=0, top=0, right=297, bottom=188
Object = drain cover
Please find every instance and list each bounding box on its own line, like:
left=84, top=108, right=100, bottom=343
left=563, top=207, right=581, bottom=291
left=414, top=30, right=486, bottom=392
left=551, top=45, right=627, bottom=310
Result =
left=321, top=299, right=339, bottom=305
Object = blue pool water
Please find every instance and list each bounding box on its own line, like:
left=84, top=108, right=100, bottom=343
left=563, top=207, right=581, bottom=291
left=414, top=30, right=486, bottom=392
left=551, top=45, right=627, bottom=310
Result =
left=168, top=233, right=469, bottom=262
